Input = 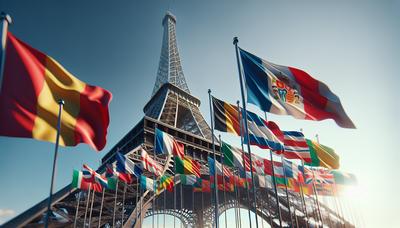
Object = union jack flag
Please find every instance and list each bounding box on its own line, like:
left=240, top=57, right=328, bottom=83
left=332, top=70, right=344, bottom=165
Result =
left=83, top=164, right=108, bottom=188
left=304, top=167, right=335, bottom=185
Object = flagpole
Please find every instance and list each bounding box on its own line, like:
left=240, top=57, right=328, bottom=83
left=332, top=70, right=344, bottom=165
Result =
left=269, top=149, right=283, bottom=228
left=236, top=100, right=252, bottom=228
left=298, top=129, right=310, bottom=227
left=280, top=155, right=294, bottom=227
left=122, top=183, right=127, bottom=224
left=113, top=179, right=119, bottom=227
left=44, top=99, right=64, bottom=228
left=0, top=12, right=12, bottom=91
left=208, top=89, right=219, bottom=228
left=235, top=168, right=242, bottom=228
left=73, top=191, right=81, bottom=228
left=136, top=180, right=139, bottom=226
left=98, top=188, right=105, bottom=228
left=233, top=37, right=259, bottom=228
left=219, top=135, right=228, bottom=228
left=88, top=187, right=96, bottom=227
left=311, top=170, right=324, bottom=227
left=264, top=177, right=274, bottom=227
left=83, top=185, right=92, bottom=227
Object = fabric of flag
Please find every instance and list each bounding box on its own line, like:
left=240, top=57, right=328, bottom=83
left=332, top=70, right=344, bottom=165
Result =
left=140, top=175, right=156, bottom=192
left=157, top=175, right=174, bottom=193
left=304, top=167, right=335, bottom=185
left=221, top=141, right=245, bottom=170
left=212, top=96, right=240, bottom=135
left=106, top=164, right=133, bottom=184
left=282, top=131, right=311, bottom=163
left=330, top=170, right=357, bottom=185
left=141, top=148, right=162, bottom=176
left=208, top=157, right=233, bottom=177
left=239, top=48, right=355, bottom=129
left=282, top=159, right=300, bottom=180
left=155, top=128, right=185, bottom=159
left=175, top=156, right=201, bottom=178
left=178, top=174, right=198, bottom=186
left=244, top=110, right=284, bottom=151
left=305, top=139, right=340, bottom=169
left=256, top=174, right=267, bottom=188
left=71, top=170, right=102, bottom=192
left=0, top=32, right=112, bottom=151
left=193, top=179, right=211, bottom=193
left=264, top=159, right=284, bottom=178
left=275, top=176, right=288, bottom=188
left=82, top=164, right=108, bottom=188
left=115, top=152, right=143, bottom=178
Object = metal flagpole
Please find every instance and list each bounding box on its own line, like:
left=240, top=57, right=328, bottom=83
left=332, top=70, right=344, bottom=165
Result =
left=311, top=170, right=324, bottom=227
left=269, top=149, right=283, bottom=228
left=136, top=180, right=139, bottom=226
left=235, top=168, right=242, bottom=228
left=140, top=184, right=143, bottom=228
left=180, top=176, right=183, bottom=228
left=233, top=37, right=259, bottom=228
left=174, top=163, right=177, bottom=228
left=164, top=190, right=166, bottom=228
left=44, top=99, right=64, bottom=228
left=122, top=183, right=127, bottom=224
left=208, top=89, right=219, bottom=228
left=264, top=179, right=274, bottom=227
left=83, top=185, right=92, bottom=227
left=219, top=135, right=228, bottom=228
left=88, top=187, right=96, bottom=227
left=73, top=192, right=81, bottom=228
left=113, top=179, right=119, bottom=227
left=298, top=129, right=310, bottom=228
left=98, top=188, right=105, bottom=228
left=280, top=155, right=294, bottom=227
left=236, top=101, right=252, bottom=228
left=0, top=12, right=12, bottom=91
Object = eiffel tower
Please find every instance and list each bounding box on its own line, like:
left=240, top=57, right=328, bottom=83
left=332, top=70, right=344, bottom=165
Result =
left=3, top=12, right=354, bottom=228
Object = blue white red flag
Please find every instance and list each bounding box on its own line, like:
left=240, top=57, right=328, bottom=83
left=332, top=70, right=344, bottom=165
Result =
left=155, top=128, right=185, bottom=159
left=244, top=110, right=284, bottom=152
left=239, top=48, right=355, bottom=128
left=282, top=131, right=312, bottom=163
left=83, top=164, right=108, bottom=188
left=115, top=152, right=143, bottom=178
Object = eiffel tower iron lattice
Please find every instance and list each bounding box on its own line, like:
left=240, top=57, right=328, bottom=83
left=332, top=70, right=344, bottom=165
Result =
left=3, top=12, right=354, bottom=228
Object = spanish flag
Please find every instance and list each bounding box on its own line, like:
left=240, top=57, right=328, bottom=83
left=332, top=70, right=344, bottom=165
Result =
left=0, top=32, right=112, bottom=151
left=212, top=96, right=240, bottom=135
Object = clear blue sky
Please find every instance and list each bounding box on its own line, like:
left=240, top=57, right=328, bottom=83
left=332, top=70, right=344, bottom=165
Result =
left=1, top=0, right=399, bottom=227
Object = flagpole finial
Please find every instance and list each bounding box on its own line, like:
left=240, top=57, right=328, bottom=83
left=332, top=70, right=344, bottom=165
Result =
left=208, top=89, right=211, bottom=94
left=236, top=100, right=240, bottom=105
left=0, top=12, right=12, bottom=24
left=57, top=99, right=65, bottom=106
left=233, top=37, right=238, bottom=45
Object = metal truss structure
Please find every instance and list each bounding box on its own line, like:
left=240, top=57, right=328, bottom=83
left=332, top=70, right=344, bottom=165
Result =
left=3, top=12, right=354, bottom=228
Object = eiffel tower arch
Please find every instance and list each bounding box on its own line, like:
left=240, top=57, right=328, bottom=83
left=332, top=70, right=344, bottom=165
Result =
left=3, top=12, right=354, bottom=228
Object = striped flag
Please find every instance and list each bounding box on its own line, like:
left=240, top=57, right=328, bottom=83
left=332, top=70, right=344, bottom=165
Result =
left=177, top=174, right=198, bottom=186
left=157, top=175, right=174, bottom=193
left=140, top=175, right=156, bottom=192
left=282, top=131, right=312, bottom=163
left=212, top=96, right=240, bottom=135
left=82, top=164, right=116, bottom=190
left=208, top=157, right=233, bottom=178
left=71, top=170, right=103, bottom=192
left=141, top=148, right=162, bottom=176
left=155, top=128, right=185, bottom=159
left=0, top=32, right=112, bottom=151
left=115, top=152, right=143, bottom=178
left=221, top=141, right=246, bottom=170
left=263, top=159, right=284, bottom=178
left=175, top=156, right=201, bottom=178
left=305, top=139, right=340, bottom=169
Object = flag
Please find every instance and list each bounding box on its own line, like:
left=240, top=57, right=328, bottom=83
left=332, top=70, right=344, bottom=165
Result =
left=305, top=139, right=340, bottom=169
left=303, top=167, right=335, bottom=185
left=193, top=179, right=211, bottom=193
left=71, top=169, right=102, bottom=192
left=157, top=175, right=174, bottom=193
left=282, top=131, right=311, bottom=163
left=155, top=128, right=185, bottom=159
left=115, top=152, right=143, bottom=178
left=282, top=159, right=300, bottom=180
left=141, top=148, right=162, bottom=176
left=221, top=141, right=246, bottom=170
left=0, top=32, right=112, bottom=151
left=245, top=110, right=284, bottom=151
left=175, top=156, right=201, bottom=178
left=239, top=48, right=355, bottom=128
left=140, top=175, right=156, bottom=192
left=275, top=176, right=288, bottom=188
left=208, top=157, right=233, bottom=177
left=264, top=159, right=284, bottom=178
left=178, top=174, right=198, bottom=186
left=212, top=96, right=240, bottom=135
left=106, top=164, right=133, bottom=184
left=330, top=170, right=357, bottom=185
left=82, top=164, right=116, bottom=190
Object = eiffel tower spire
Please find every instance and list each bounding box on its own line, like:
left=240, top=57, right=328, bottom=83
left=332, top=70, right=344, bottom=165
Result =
left=144, top=11, right=212, bottom=140
left=152, top=11, right=190, bottom=96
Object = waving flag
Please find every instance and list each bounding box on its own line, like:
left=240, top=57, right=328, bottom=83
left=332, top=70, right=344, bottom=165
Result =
left=194, top=179, right=211, bottom=193
left=155, top=128, right=185, bottom=159
left=330, top=170, right=357, bottom=185
left=305, top=139, right=340, bottom=169
left=212, top=96, right=240, bottom=135
left=239, top=48, right=355, bottom=128
left=208, top=157, right=233, bottom=178
left=245, top=110, right=284, bottom=151
left=0, top=32, right=112, bottom=151
left=177, top=174, right=198, bottom=186
left=304, top=167, right=335, bottom=185
left=106, top=164, right=133, bottom=184
left=282, top=131, right=311, bottom=163
left=72, top=170, right=103, bottom=192
left=282, top=159, right=300, bottom=180
left=221, top=141, right=245, bottom=169
left=140, top=175, right=156, bottom=192
left=141, top=149, right=162, bottom=176
left=264, top=159, right=284, bottom=178
left=83, top=164, right=116, bottom=190
left=157, top=175, right=174, bottom=193
left=175, top=156, right=201, bottom=177
left=115, top=152, right=143, bottom=178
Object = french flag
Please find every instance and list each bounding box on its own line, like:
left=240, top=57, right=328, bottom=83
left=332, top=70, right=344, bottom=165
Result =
left=115, top=152, right=143, bottom=179
left=155, top=128, right=185, bottom=158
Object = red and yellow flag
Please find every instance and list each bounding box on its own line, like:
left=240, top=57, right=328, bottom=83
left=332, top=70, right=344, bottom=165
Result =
left=0, top=32, right=112, bottom=151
